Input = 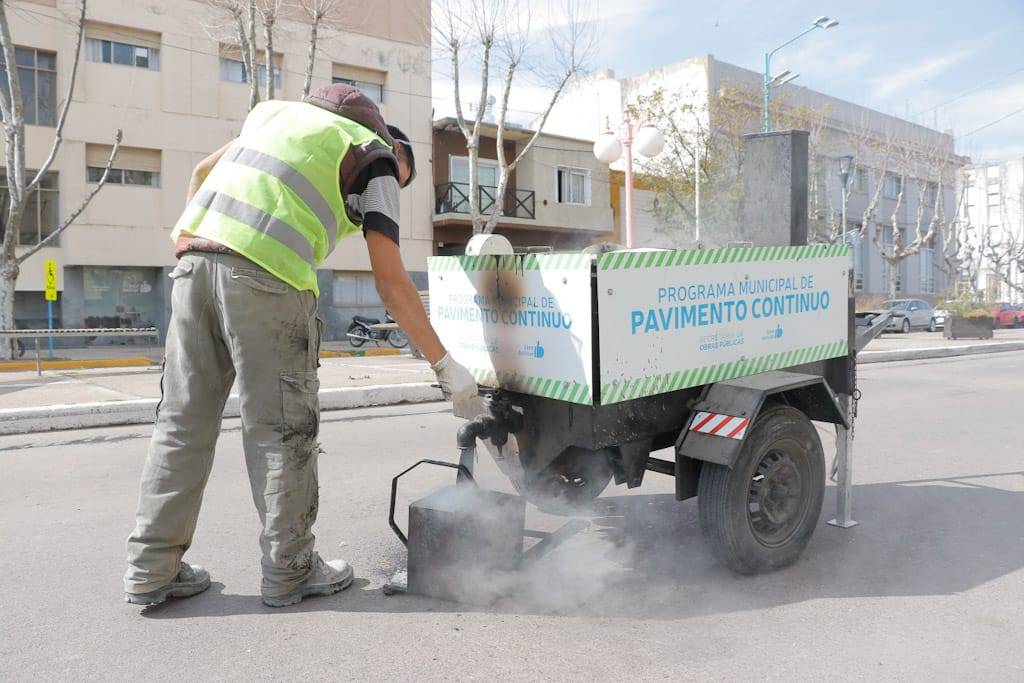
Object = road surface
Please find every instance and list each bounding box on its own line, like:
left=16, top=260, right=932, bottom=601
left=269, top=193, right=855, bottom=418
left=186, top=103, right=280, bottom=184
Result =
left=2, top=352, right=1022, bottom=680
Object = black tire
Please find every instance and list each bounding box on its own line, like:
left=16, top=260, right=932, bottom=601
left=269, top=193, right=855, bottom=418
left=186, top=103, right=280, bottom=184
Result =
left=901, top=318, right=911, bottom=334
left=928, top=318, right=937, bottom=333
left=387, top=329, right=409, bottom=348
left=346, top=323, right=366, bottom=347
left=697, top=405, right=825, bottom=575
left=513, top=446, right=614, bottom=513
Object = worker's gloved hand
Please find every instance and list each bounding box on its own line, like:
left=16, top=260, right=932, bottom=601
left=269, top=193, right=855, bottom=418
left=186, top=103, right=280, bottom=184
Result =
left=431, top=352, right=477, bottom=412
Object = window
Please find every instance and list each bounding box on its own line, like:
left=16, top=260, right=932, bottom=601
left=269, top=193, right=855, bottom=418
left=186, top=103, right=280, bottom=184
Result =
left=219, top=57, right=282, bottom=89
left=556, top=166, right=591, bottom=206
left=920, top=247, right=935, bottom=293
left=0, top=46, right=57, bottom=126
left=85, top=38, right=159, bottom=70
left=332, top=64, right=385, bottom=104
left=0, top=169, right=59, bottom=246
left=447, top=156, right=498, bottom=213
left=883, top=173, right=902, bottom=199
left=332, top=76, right=383, bottom=104
left=86, top=167, right=160, bottom=187
left=85, top=144, right=161, bottom=187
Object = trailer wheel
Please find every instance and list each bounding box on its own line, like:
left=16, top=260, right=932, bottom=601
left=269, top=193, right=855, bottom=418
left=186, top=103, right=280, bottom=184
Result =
left=514, top=446, right=614, bottom=513
left=697, top=405, right=825, bottom=574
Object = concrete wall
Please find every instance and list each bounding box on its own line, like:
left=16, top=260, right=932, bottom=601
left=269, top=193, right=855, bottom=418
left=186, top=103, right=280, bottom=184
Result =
left=6, top=0, right=432, bottom=337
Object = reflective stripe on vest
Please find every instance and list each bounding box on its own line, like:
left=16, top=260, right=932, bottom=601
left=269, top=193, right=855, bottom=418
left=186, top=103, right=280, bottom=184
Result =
left=221, top=146, right=340, bottom=254
left=191, top=190, right=317, bottom=267
left=171, top=101, right=391, bottom=295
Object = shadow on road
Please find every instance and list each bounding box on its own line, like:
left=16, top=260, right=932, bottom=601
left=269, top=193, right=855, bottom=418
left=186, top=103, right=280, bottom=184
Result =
left=141, top=470, right=1024, bottom=621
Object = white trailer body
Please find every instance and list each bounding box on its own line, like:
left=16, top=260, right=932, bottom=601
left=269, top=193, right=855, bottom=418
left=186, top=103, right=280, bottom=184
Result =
left=428, top=244, right=851, bottom=406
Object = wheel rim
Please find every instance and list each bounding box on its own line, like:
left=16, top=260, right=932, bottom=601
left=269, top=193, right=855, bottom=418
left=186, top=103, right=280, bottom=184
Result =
left=389, top=330, right=408, bottom=348
left=747, top=445, right=811, bottom=547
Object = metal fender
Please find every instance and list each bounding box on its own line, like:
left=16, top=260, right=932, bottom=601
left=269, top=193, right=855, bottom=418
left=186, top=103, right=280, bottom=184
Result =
left=675, top=371, right=847, bottom=468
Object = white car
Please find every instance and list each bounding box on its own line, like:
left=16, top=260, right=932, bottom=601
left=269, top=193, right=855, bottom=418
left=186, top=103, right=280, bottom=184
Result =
left=880, top=299, right=939, bottom=333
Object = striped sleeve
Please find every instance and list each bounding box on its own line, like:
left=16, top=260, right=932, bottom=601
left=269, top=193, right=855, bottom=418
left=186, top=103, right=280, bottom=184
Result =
left=348, top=159, right=401, bottom=245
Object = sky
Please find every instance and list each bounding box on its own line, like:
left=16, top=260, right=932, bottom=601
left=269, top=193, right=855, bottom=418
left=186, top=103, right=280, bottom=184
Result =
left=434, top=0, right=1024, bottom=163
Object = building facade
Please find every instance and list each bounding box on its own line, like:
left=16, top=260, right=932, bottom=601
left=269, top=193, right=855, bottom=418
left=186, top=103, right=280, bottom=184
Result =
left=545, top=55, right=965, bottom=299
left=961, top=158, right=1024, bottom=302
left=3, top=0, right=432, bottom=339
left=431, top=118, right=613, bottom=251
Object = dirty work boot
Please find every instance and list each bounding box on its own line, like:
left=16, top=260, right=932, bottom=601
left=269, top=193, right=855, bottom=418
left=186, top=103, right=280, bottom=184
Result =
left=262, top=557, right=354, bottom=608
left=124, top=562, right=211, bottom=606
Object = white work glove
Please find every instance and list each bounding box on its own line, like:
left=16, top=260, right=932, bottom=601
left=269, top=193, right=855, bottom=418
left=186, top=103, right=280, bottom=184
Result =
left=431, top=352, right=478, bottom=412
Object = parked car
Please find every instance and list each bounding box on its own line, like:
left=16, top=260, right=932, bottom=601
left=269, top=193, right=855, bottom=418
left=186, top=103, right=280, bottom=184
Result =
left=992, top=302, right=1022, bottom=328
left=879, top=299, right=938, bottom=333
left=932, top=302, right=952, bottom=330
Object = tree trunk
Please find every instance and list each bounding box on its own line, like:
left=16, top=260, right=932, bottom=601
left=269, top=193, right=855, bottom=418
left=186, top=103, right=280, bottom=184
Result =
left=0, top=258, right=19, bottom=361
left=247, top=0, right=260, bottom=110
left=264, top=16, right=275, bottom=100
left=302, top=12, right=320, bottom=98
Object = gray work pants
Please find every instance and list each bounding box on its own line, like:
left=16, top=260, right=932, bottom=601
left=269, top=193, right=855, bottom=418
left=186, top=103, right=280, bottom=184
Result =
left=125, top=252, right=324, bottom=598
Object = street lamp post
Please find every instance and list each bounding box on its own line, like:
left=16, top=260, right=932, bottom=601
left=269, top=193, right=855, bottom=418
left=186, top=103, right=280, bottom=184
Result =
left=763, top=15, right=839, bottom=133
left=594, top=109, right=665, bottom=248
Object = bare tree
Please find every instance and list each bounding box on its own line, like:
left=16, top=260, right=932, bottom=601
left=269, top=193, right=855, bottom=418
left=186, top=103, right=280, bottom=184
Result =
left=258, top=0, right=284, bottom=101
left=0, top=0, right=121, bottom=359
left=298, top=0, right=339, bottom=98
left=436, top=0, right=594, bottom=234
left=939, top=183, right=978, bottom=291
left=206, top=0, right=261, bottom=109
left=871, top=143, right=959, bottom=298
left=629, top=85, right=755, bottom=244
left=978, top=179, right=1024, bottom=299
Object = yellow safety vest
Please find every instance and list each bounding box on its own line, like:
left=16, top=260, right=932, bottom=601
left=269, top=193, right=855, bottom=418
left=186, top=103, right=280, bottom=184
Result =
left=172, top=100, right=391, bottom=295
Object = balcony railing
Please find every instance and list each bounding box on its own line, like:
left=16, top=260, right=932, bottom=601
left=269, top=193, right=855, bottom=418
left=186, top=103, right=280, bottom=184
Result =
left=435, top=182, right=535, bottom=220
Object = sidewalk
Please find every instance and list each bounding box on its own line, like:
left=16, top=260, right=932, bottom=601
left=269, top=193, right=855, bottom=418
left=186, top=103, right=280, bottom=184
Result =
left=0, top=354, right=434, bottom=411
left=2, top=328, right=1023, bottom=435
left=0, top=339, right=404, bottom=372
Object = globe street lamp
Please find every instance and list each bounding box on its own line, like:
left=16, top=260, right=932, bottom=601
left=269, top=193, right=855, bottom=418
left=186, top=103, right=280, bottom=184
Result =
left=593, top=109, right=665, bottom=248
left=763, top=15, right=839, bottom=133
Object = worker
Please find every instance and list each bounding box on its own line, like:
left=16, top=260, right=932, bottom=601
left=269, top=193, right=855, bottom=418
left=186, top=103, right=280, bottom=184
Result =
left=123, top=83, right=477, bottom=608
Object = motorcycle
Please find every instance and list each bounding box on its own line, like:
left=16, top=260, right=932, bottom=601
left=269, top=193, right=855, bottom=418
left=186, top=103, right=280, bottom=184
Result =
left=345, top=311, right=408, bottom=349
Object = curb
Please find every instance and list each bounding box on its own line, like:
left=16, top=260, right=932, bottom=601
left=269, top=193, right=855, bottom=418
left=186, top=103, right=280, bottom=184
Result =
left=857, top=340, right=1024, bottom=364
left=0, top=382, right=443, bottom=436
left=0, top=357, right=155, bottom=372
left=320, top=348, right=403, bottom=358
left=3, top=342, right=1023, bottom=436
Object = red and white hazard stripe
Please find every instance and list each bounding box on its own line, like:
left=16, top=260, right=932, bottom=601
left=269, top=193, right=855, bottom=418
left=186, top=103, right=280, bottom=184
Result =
left=689, top=411, right=750, bottom=440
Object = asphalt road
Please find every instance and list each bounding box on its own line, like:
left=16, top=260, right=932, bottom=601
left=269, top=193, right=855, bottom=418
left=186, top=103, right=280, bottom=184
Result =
left=2, top=352, right=1023, bottom=681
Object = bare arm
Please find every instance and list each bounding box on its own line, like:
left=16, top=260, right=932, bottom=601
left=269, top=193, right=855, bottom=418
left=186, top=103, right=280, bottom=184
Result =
left=187, top=138, right=236, bottom=203
left=365, top=231, right=446, bottom=364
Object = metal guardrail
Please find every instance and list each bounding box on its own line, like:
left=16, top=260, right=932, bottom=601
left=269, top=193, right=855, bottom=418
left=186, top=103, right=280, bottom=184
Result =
left=434, top=182, right=536, bottom=219
left=0, top=327, right=160, bottom=376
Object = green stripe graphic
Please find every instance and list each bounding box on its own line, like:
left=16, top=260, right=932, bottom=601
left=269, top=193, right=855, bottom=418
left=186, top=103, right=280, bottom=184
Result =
left=599, top=338, right=848, bottom=405
left=596, top=243, right=851, bottom=271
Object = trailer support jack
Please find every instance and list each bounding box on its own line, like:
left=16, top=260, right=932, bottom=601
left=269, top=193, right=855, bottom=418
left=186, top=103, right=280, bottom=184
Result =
left=827, top=393, right=858, bottom=529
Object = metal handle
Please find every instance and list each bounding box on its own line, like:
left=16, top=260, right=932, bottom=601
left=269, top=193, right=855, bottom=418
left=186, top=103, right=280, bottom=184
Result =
left=388, top=459, right=476, bottom=546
